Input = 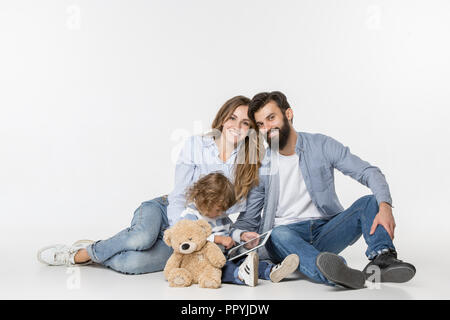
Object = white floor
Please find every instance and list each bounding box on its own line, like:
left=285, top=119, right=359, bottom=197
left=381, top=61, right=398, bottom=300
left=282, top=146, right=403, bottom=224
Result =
left=2, top=226, right=449, bottom=300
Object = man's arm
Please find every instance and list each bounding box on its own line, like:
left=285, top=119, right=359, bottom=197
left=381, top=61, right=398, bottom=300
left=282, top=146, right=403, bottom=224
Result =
left=323, top=135, right=392, bottom=206
left=229, top=179, right=266, bottom=244
left=323, top=135, right=395, bottom=239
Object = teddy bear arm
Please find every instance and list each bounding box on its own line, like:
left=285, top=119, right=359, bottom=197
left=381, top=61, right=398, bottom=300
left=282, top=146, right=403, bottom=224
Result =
left=204, top=242, right=227, bottom=268
left=163, top=252, right=184, bottom=280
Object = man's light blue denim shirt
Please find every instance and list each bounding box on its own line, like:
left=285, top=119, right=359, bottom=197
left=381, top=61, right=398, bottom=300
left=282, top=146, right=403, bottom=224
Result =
left=230, top=131, right=392, bottom=259
left=167, top=134, right=246, bottom=226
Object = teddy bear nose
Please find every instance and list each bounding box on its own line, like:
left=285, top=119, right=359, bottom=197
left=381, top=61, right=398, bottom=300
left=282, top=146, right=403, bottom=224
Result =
left=181, top=243, right=190, bottom=250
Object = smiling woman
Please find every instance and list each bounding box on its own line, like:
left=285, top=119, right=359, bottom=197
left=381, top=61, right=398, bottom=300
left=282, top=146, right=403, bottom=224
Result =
left=36, top=95, right=264, bottom=275
left=210, top=96, right=264, bottom=201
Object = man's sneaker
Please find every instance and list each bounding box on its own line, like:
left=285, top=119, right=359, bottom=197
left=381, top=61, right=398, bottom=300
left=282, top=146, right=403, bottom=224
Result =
left=270, top=254, right=300, bottom=283
left=363, top=249, right=416, bottom=283
left=237, top=251, right=259, bottom=287
left=316, top=252, right=366, bottom=289
left=37, top=240, right=94, bottom=266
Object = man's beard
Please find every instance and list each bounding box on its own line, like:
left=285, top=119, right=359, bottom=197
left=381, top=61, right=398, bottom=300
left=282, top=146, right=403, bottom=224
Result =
left=266, top=115, right=291, bottom=151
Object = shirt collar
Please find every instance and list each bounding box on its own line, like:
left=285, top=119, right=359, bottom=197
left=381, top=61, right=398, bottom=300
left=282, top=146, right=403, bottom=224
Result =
left=202, top=134, right=244, bottom=157
left=294, top=131, right=304, bottom=153
left=201, top=134, right=216, bottom=147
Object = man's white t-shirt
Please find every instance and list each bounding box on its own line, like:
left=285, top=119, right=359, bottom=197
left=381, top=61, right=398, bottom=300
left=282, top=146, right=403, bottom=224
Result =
left=274, top=153, right=325, bottom=226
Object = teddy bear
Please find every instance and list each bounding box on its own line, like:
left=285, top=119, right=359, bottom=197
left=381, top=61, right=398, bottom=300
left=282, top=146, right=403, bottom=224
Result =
left=163, top=219, right=227, bottom=289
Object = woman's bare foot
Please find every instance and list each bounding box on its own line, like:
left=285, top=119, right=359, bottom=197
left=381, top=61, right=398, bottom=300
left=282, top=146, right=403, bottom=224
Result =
left=74, top=248, right=91, bottom=264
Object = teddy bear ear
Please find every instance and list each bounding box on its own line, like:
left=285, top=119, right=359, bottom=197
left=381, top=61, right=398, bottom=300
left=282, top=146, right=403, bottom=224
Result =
left=163, top=228, right=172, bottom=247
left=197, top=219, right=212, bottom=237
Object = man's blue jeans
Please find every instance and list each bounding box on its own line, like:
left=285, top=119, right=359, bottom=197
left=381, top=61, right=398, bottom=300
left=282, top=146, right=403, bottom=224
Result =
left=265, top=195, right=395, bottom=285
left=86, top=196, right=173, bottom=274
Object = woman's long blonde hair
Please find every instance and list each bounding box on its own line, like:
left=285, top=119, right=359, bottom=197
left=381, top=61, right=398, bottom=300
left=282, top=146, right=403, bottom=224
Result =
left=209, top=96, right=264, bottom=202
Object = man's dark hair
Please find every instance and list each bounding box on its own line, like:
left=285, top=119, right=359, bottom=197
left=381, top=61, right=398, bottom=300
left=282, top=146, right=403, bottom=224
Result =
left=248, top=91, right=291, bottom=124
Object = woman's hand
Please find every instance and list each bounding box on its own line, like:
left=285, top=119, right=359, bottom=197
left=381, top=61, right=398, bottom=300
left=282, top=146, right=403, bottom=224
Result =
left=214, top=235, right=236, bottom=249
left=240, top=232, right=260, bottom=249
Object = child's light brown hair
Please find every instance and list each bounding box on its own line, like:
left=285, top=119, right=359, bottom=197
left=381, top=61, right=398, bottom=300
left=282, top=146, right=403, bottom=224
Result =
left=186, top=172, right=236, bottom=218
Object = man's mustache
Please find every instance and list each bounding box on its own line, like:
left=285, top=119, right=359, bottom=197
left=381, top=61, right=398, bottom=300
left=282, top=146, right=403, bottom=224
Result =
left=266, top=128, right=280, bottom=139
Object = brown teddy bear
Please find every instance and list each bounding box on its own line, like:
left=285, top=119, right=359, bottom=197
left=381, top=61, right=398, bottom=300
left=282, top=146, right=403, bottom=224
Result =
left=163, top=219, right=227, bottom=289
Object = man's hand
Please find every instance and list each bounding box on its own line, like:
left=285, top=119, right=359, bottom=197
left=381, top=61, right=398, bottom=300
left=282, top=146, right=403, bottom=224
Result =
left=370, top=202, right=396, bottom=240
left=240, top=232, right=260, bottom=249
left=214, top=235, right=235, bottom=249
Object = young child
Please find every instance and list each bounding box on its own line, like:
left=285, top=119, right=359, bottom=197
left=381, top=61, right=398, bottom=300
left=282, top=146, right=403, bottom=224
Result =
left=180, top=172, right=299, bottom=286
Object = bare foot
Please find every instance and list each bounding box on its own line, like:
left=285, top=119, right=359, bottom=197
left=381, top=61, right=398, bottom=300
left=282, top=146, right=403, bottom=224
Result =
left=74, top=248, right=91, bottom=264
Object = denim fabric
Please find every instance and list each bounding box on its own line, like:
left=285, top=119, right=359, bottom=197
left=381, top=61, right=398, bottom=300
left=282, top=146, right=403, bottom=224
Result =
left=84, top=135, right=249, bottom=274
left=231, top=131, right=393, bottom=261
left=265, top=195, right=395, bottom=285
left=86, top=196, right=173, bottom=274
left=221, top=257, right=273, bottom=285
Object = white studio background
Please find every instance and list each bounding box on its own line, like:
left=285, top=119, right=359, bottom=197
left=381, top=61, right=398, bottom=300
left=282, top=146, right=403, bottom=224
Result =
left=1, top=0, right=449, bottom=295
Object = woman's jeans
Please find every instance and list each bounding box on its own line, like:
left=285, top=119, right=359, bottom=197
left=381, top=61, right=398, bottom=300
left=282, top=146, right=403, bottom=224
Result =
left=265, top=195, right=396, bottom=285
left=86, top=196, right=173, bottom=274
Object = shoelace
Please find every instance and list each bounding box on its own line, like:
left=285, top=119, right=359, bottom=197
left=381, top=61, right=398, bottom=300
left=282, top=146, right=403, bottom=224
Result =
left=54, top=251, right=70, bottom=265
left=53, top=247, right=77, bottom=266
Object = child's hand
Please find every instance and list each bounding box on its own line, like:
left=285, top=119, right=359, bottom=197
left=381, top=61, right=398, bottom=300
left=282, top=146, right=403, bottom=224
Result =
left=214, top=235, right=235, bottom=249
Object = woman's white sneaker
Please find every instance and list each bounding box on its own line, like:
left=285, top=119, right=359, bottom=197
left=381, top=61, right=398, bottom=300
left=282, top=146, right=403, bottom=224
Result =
left=270, top=254, right=300, bottom=283
left=37, top=240, right=94, bottom=266
left=237, top=251, right=259, bottom=287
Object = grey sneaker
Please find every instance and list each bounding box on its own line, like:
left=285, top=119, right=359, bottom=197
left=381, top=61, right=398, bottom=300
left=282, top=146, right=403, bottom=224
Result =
left=270, top=254, right=300, bottom=283
left=316, top=252, right=366, bottom=289
left=363, top=249, right=416, bottom=283
left=37, top=240, right=94, bottom=266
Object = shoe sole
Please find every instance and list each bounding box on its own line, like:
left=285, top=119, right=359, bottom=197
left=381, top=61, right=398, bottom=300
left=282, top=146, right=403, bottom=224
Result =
left=270, top=254, right=300, bottom=283
left=381, top=266, right=416, bottom=283
left=364, top=263, right=416, bottom=283
left=250, top=252, right=259, bottom=287
left=37, top=240, right=95, bottom=266
left=72, top=239, right=95, bottom=247
left=316, top=252, right=365, bottom=289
